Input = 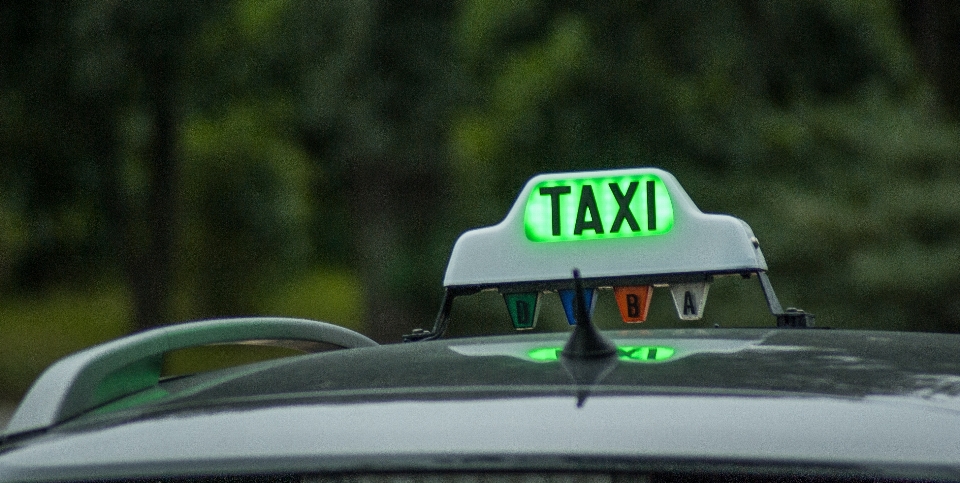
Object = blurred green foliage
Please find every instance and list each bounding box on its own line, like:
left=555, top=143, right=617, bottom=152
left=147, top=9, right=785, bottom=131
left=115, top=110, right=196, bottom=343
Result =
left=2, top=0, right=960, bottom=401
left=0, top=284, right=129, bottom=400
left=0, top=270, right=362, bottom=400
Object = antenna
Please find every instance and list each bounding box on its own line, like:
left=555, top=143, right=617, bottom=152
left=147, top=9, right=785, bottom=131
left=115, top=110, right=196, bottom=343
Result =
left=561, top=269, right=617, bottom=359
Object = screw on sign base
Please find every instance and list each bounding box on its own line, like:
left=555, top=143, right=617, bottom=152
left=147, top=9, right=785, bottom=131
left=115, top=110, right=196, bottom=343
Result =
left=777, top=308, right=816, bottom=328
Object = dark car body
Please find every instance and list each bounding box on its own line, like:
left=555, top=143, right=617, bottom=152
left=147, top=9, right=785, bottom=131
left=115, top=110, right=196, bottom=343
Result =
left=2, top=328, right=959, bottom=482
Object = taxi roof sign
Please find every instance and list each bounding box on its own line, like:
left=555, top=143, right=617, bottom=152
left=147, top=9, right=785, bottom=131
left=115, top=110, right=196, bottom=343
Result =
left=443, top=168, right=766, bottom=289
left=404, top=167, right=813, bottom=342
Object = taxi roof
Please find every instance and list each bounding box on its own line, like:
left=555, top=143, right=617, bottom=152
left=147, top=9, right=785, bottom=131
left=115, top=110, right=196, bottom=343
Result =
left=3, top=329, right=960, bottom=482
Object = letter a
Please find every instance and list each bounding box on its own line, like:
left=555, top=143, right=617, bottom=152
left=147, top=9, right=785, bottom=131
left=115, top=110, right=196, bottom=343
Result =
left=683, top=291, right=696, bottom=315
left=670, top=282, right=710, bottom=321
left=574, top=185, right=604, bottom=235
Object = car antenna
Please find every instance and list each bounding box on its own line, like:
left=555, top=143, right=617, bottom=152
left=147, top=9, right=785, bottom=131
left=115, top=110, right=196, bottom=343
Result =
left=561, top=269, right=618, bottom=359
left=559, top=269, right=619, bottom=408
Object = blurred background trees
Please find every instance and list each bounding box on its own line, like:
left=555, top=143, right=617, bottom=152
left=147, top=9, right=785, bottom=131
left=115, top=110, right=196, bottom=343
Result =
left=2, top=0, right=960, bottom=400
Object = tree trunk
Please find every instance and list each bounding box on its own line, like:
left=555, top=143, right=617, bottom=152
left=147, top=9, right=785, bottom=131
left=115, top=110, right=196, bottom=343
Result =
left=902, top=0, right=960, bottom=117
left=107, top=47, right=179, bottom=333
left=348, top=161, right=446, bottom=343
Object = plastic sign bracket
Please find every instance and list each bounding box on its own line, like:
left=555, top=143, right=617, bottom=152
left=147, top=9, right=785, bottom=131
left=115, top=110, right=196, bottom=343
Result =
left=503, top=291, right=541, bottom=329
left=403, top=287, right=463, bottom=342
left=757, top=272, right=816, bottom=328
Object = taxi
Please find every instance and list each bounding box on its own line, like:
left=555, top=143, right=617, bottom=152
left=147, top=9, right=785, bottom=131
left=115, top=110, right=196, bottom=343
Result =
left=1, top=168, right=958, bottom=482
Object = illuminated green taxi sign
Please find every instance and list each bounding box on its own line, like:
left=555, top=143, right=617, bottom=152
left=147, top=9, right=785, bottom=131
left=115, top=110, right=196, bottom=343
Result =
left=442, top=167, right=767, bottom=289
left=524, top=175, right=674, bottom=242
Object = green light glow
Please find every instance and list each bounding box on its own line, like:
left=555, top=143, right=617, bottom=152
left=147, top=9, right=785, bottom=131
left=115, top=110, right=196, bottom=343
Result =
left=527, top=345, right=676, bottom=362
left=528, top=347, right=563, bottom=361
left=524, top=174, right=674, bottom=242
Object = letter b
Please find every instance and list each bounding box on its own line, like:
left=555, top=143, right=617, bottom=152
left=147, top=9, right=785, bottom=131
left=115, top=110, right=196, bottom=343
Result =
left=626, top=294, right=640, bottom=317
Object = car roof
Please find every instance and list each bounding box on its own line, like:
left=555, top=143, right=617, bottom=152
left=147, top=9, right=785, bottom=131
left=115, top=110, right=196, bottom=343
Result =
left=74, top=329, right=960, bottom=404
left=2, top=328, right=960, bottom=482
